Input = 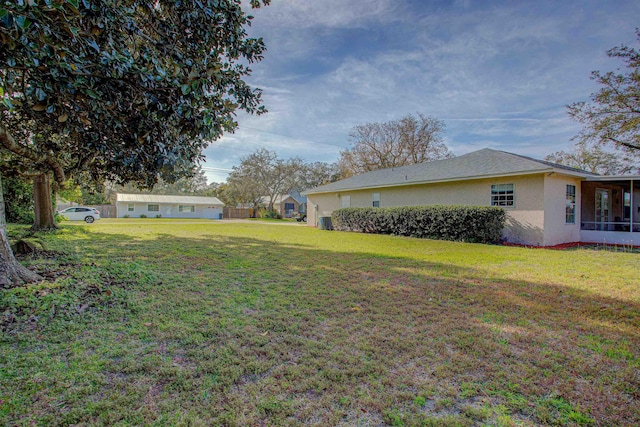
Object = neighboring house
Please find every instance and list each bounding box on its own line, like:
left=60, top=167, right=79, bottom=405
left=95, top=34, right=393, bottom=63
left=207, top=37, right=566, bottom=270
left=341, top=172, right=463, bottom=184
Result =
left=116, top=193, right=224, bottom=219
left=303, top=148, right=640, bottom=246
left=259, top=194, right=303, bottom=218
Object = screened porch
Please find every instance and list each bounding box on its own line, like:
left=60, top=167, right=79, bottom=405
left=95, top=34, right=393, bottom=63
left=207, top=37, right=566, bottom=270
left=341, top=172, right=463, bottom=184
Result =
left=580, top=177, right=640, bottom=245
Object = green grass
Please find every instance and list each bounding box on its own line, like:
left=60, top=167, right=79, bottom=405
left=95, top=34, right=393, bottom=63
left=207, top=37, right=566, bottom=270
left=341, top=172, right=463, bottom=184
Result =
left=2, top=219, right=639, bottom=426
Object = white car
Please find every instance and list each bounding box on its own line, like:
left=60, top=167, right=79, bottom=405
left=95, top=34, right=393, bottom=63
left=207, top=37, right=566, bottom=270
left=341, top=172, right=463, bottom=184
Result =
left=58, top=206, right=101, bottom=223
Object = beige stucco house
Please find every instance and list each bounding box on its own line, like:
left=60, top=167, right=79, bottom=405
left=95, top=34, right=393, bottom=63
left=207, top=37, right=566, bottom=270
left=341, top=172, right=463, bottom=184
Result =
left=259, top=194, right=302, bottom=218
left=303, top=149, right=640, bottom=246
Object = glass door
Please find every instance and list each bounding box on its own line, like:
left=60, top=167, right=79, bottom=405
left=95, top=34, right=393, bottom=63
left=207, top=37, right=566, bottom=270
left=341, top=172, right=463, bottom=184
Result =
left=595, top=189, right=610, bottom=231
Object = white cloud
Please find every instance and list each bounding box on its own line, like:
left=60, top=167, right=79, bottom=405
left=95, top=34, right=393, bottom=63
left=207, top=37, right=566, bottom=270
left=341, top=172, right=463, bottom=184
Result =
left=251, top=0, right=402, bottom=29
left=202, top=0, right=640, bottom=183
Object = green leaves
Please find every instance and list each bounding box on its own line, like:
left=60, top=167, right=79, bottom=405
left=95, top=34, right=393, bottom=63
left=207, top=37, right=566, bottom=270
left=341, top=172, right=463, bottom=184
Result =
left=332, top=206, right=507, bottom=244
left=14, top=15, right=31, bottom=29
left=1, top=0, right=268, bottom=191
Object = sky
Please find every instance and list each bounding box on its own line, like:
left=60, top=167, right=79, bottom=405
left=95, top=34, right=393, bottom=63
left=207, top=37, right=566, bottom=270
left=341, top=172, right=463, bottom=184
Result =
left=201, top=0, right=640, bottom=183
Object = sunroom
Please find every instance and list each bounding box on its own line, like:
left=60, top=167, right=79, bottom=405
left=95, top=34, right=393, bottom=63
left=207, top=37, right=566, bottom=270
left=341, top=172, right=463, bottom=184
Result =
left=580, top=176, right=640, bottom=245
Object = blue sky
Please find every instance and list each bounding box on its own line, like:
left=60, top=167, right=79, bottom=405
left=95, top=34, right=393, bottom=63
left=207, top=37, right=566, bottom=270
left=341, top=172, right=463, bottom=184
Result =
left=201, top=0, right=640, bottom=183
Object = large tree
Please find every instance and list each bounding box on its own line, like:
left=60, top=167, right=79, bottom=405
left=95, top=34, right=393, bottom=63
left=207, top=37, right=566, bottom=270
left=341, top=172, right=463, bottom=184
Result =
left=225, top=148, right=303, bottom=211
left=338, top=113, right=452, bottom=178
left=568, top=30, right=640, bottom=153
left=0, top=0, right=269, bottom=285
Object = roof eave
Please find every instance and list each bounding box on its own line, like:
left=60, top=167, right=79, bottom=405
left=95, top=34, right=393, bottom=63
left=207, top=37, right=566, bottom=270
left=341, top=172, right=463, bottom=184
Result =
left=305, top=168, right=561, bottom=195
left=586, top=175, right=640, bottom=181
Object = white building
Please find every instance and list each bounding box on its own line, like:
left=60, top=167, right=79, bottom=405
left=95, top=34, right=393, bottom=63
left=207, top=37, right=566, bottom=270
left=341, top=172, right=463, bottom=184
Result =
left=116, top=194, right=224, bottom=219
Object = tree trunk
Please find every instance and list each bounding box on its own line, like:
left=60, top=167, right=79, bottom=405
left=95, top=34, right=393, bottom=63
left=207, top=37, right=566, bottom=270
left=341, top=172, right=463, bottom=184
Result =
left=0, top=175, right=42, bottom=287
left=31, top=173, right=58, bottom=231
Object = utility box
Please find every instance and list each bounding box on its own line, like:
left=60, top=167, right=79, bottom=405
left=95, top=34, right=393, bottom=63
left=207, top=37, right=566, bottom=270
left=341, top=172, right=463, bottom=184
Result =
left=318, top=216, right=333, bottom=230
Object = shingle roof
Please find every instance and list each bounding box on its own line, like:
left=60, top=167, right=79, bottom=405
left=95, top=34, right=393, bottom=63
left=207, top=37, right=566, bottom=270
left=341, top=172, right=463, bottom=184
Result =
left=259, top=194, right=299, bottom=205
left=116, top=193, right=224, bottom=206
left=303, top=148, right=597, bottom=195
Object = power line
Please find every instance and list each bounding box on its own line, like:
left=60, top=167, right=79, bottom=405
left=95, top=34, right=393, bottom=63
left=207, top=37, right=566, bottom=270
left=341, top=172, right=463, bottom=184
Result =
left=240, top=125, right=346, bottom=150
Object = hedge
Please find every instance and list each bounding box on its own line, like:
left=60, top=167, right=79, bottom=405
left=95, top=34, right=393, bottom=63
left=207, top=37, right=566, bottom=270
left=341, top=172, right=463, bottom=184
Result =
left=331, top=205, right=506, bottom=244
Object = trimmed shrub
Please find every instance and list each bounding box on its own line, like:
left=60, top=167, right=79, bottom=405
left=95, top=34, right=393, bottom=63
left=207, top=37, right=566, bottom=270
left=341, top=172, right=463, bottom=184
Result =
left=261, top=209, right=282, bottom=219
left=331, top=205, right=506, bottom=244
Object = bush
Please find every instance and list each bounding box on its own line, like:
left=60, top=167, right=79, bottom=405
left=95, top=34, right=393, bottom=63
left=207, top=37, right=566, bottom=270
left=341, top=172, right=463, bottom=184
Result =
left=261, top=209, right=282, bottom=219
left=139, top=214, right=147, bottom=218
left=331, top=205, right=506, bottom=244
left=155, top=214, right=162, bottom=218
left=123, top=214, right=130, bottom=218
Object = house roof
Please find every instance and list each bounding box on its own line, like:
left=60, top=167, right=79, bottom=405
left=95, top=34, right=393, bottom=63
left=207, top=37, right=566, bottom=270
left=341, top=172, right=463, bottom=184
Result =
left=116, top=193, right=224, bottom=206
left=303, top=148, right=598, bottom=195
left=259, top=194, right=301, bottom=205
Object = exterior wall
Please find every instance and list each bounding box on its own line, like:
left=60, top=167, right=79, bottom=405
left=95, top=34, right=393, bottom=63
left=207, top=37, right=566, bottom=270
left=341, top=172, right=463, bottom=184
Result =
left=307, top=174, right=548, bottom=245
left=275, top=196, right=299, bottom=218
left=117, top=202, right=222, bottom=219
left=542, top=175, right=582, bottom=246
left=306, top=193, right=342, bottom=227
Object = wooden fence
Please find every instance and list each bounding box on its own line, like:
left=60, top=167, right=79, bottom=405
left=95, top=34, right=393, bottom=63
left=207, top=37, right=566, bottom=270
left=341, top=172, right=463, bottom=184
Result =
left=94, top=204, right=117, bottom=218
left=223, top=207, right=254, bottom=219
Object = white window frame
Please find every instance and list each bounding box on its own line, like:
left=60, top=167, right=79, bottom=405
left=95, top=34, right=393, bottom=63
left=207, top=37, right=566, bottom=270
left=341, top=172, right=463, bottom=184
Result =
left=179, top=205, right=195, bottom=213
left=147, top=204, right=160, bottom=212
left=372, top=192, right=380, bottom=208
left=491, top=184, right=515, bottom=207
left=565, top=184, right=576, bottom=224
left=127, top=204, right=135, bottom=212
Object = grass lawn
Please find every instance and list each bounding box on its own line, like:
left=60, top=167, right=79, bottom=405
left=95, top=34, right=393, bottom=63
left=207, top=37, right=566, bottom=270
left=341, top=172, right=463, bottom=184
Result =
left=1, top=219, right=639, bottom=426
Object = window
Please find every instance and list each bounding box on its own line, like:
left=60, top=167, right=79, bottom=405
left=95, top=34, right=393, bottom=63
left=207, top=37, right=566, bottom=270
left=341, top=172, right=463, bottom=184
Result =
left=566, top=185, right=576, bottom=224
left=127, top=204, right=134, bottom=212
left=341, top=195, right=350, bottom=208
left=179, top=205, right=195, bottom=213
left=372, top=192, right=380, bottom=208
left=624, top=191, right=631, bottom=220
left=284, top=202, right=295, bottom=212
left=491, top=184, right=514, bottom=207
left=148, top=204, right=159, bottom=212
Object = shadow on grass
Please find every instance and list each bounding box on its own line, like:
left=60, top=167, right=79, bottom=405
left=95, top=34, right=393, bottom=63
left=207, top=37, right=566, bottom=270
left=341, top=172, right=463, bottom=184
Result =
left=3, top=224, right=639, bottom=426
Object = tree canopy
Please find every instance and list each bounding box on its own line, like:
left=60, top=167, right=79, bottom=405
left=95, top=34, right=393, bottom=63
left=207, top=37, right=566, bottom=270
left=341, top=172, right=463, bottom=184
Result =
left=224, top=148, right=303, bottom=211
left=0, top=0, right=269, bottom=285
left=545, top=142, right=638, bottom=175
left=567, top=30, right=640, bottom=153
left=338, top=113, right=452, bottom=178
left=1, top=0, right=268, bottom=188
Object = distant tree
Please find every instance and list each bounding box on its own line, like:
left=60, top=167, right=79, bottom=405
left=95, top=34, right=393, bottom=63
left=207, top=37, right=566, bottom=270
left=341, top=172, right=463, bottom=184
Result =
left=225, top=149, right=303, bottom=211
left=545, top=142, right=638, bottom=175
left=114, top=166, right=210, bottom=196
left=0, top=0, right=269, bottom=285
left=568, top=30, right=640, bottom=154
left=57, top=180, right=83, bottom=205
left=199, top=182, right=224, bottom=198
left=297, top=161, right=341, bottom=191
left=338, top=114, right=452, bottom=178
left=223, top=173, right=263, bottom=209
